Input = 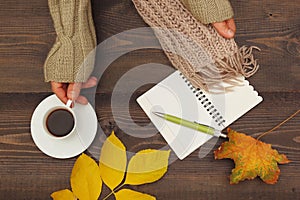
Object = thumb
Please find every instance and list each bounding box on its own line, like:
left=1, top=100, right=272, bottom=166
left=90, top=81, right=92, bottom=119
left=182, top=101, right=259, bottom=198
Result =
left=81, top=76, right=98, bottom=89
left=67, top=82, right=82, bottom=101
left=212, top=20, right=235, bottom=39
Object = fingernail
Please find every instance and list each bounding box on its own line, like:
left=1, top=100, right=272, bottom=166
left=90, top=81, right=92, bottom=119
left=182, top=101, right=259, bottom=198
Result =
left=227, top=29, right=234, bottom=36
left=68, top=91, right=75, bottom=98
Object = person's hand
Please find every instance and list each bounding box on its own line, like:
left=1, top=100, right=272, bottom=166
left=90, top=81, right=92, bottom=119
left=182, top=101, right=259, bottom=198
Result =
left=51, top=76, right=97, bottom=105
left=212, top=18, right=236, bottom=39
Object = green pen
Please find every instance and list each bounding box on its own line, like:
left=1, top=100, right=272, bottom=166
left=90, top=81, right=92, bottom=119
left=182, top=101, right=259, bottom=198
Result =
left=153, top=112, right=227, bottom=138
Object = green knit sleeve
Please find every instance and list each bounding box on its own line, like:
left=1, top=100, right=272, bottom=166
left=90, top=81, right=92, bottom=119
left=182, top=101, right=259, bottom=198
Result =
left=180, top=0, right=234, bottom=24
left=44, top=0, right=97, bottom=83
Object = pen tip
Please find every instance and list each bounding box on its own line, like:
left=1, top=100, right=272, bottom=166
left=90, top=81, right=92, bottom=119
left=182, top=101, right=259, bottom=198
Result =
left=152, top=111, right=164, bottom=118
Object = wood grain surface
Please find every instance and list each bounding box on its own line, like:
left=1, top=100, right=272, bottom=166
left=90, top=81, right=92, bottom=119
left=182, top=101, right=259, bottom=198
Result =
left=0, top=0, right=299, bottom=199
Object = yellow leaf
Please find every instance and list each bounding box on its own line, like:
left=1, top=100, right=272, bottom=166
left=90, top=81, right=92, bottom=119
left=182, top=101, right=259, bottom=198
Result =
left=114, top=189, right=156, bottom=200
left=51, top=189, right=75, bottom=200
left=99, top=131, right=127, bottom=190
left=125, top=149, right=170, bottom=185
left=71, top=154, right=102, bottom=200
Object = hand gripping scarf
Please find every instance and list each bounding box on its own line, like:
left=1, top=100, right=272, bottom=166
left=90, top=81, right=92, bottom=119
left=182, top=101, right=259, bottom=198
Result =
left=132, top=0, right=259, bottom=91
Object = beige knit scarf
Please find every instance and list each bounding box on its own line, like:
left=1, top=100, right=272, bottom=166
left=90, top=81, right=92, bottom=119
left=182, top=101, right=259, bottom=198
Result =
left=132, top=0, right=259, bottom=91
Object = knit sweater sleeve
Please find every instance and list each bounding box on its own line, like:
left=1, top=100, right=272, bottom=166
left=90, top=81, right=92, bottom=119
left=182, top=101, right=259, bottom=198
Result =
left=180, top=0, right=234, bottom=24
left=44, top=0, right=97, bottom=83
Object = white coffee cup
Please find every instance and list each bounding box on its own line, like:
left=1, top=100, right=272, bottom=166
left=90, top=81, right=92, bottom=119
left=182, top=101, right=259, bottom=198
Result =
left=43, top=100, right=76, bottom=140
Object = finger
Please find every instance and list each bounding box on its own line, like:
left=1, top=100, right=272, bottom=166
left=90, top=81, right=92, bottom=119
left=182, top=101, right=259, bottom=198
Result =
left=75, top=95, right=89, bottom=105
left=226, top=18, right=236, bottom=34
left=81, top=76, right=98, bottom=89
left=51, top=82, right=68, bottom=104
left=67, top=82, right=82, bottom=101
left=212, top=20, right=235, bottom=39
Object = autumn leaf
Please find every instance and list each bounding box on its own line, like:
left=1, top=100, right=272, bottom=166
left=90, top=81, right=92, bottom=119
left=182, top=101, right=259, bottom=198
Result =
left=114, top=189, right=156, bottom=200
left=71, top=153, right=102, bottom=200
left=51, top=131, right=171, bottom=200
left=214, top=128, right=290, bottom=184
left=51, top=189, right=75, bottom=200
left=125, top=149, right=170, bottom=185
left=99, top=131, right=127, bottom=190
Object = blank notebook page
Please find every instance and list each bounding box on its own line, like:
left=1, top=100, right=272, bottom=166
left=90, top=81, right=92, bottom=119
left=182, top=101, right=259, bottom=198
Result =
left=137, top=71, right=263, bottom=159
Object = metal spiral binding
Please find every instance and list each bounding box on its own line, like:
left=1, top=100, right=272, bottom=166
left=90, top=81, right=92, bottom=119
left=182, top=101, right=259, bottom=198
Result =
left=179, top=72, right=225, bottom=126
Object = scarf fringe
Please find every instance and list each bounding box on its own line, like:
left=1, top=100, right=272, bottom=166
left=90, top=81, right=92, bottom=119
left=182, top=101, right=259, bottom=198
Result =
left=131, top=0, right=260, bottom=92
left=187, top=45, right=260, bottom=91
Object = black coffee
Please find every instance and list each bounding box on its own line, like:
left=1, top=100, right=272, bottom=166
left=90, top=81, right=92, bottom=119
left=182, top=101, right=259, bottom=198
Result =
left=46, top=109, right=75, bottom=137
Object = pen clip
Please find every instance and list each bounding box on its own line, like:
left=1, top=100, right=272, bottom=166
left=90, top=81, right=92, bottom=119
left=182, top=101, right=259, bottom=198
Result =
left=193, top=121, right=208, bottom=127
left=193, top=121, right=200, bottom=124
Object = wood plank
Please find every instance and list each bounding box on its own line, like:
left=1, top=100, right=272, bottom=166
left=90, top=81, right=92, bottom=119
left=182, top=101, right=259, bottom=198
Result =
left=0, top=0, right=54, bottom=93
left=0, top=92, right=299, bottom=199
left=0, top=0, right=299, bottom=93
left=0, top=0, right=299, bottom=199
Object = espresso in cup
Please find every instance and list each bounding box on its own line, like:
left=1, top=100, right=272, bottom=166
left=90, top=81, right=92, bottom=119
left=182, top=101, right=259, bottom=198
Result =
left=45, top=108, right=75, bottom=138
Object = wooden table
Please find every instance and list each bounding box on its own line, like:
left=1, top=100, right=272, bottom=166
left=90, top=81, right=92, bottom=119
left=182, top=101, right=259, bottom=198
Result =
left=0, top=0, right=299, bottom=199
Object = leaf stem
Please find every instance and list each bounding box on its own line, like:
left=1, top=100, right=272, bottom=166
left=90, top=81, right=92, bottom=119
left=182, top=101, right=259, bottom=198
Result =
left=102, top=183, right=125, bottom=200
left=257, top=109, right=300, bottom=140
left=102, top=192, right=113, bottom=200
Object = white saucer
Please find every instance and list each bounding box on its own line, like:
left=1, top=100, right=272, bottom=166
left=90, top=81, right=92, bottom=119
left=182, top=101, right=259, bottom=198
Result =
left=31, top=95, right=98, bottom=159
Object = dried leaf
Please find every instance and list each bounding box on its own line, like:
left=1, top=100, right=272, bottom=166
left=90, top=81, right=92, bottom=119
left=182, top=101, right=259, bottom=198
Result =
left=125, top=149, right=170, bottom=185
left=214, top=129, right=290, bottom=184
left=51, top=189, right=76, bottom=200
left=71, top=154, right=102, bottom=200
left=114, top=189, right=156, bottom=200
left=99, top=131, right=127, bottom=190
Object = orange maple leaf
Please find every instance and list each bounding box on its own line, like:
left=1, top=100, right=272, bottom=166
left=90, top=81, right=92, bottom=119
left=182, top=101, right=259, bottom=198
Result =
left=214, top=128, right=290, bottom=184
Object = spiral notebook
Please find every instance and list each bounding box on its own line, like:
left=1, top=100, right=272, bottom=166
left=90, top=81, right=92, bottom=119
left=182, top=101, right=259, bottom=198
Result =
left=137, top=70, right=263, bottom=159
